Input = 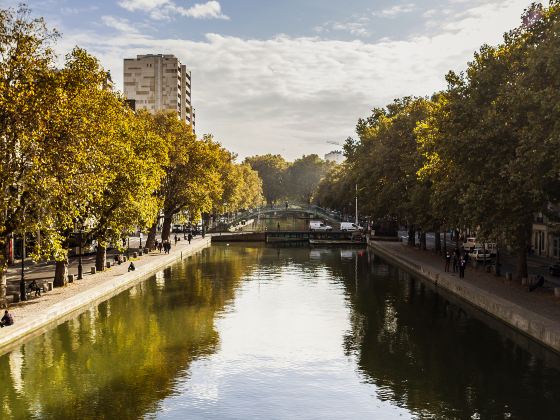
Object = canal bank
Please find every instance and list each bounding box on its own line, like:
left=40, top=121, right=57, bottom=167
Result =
left=0, top=236, right=211, bottom=354
left=368, top=240, right=560, bottom=354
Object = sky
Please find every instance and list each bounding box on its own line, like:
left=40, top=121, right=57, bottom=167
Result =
left=7, top=0, right=537, bottom=160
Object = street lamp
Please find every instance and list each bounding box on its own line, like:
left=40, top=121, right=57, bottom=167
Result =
left=77, top=224, right=84, bottom=280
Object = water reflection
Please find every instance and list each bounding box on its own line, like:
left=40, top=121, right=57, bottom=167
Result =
left=0, top=245, right=558, bottom=419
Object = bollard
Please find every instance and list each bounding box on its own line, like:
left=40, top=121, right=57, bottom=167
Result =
left=106, top=261, right=111, bottom=269
left=133, top=252, right=138, bottom=258
left=68, top=274, right=74, bottom=283
left=123, top=256, right=128, bottom=262
left=91, top=267, right=96, bottom=275
left=138, top=250, right=143, bottom=256
left=505, top=272, right=512, bottom=281
left=47, top=281, right=53, bottom=291
left=555, top=288, right=560, bottom=298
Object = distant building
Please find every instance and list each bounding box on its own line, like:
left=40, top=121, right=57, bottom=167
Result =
left=324, top=151, right=345, bottom=164
left=123, top=54, right=195, bottom=130
left=532, top=206, right=560, bottom=258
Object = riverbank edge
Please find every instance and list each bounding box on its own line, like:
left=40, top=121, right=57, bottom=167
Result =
left=0, top=237, right=212, bottom=354
left=368, top=240, right=560, bottom=354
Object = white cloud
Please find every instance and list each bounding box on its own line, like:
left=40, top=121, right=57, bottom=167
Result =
left=118, top=0, right=228, bottom=20
left=119, top=0, right=169, bottom=12
left=316, top=18, right=371, bottom=38
left=56, top=0, right=528, bottom=159
left=373, top=3, right=415, bottom=18
left=176, top=1, right=229, bottom=20
left=101, top=16, right=139, bottom=34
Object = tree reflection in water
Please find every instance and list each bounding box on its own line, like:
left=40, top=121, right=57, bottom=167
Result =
left=0, top=245, right=559, bottom=419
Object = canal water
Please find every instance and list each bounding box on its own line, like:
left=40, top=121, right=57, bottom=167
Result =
left=1, top=244, right=560, bottom=419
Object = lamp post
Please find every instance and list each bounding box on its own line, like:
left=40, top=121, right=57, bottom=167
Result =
left=355, top=184, right=358, bottom=226
left=77, top=224, right=84, bottom=280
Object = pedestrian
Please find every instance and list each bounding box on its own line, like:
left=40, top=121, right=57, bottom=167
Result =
left=188, top=233, right=192, bottom=244
left=444, top=251, right=451, bottom=272
left=459, top=257, right=466, bottom=279
left=158, top=241, right=163, bottom=253
left=452, top=253, right=458, bottom=273
left=128, top=262, right=136, bottom=272
left=174, top=235, right=178, bottom=245
left=277, top=222, right=280, bottom=231
left=0, top=310, right=14, bottom=328
left=155, top=239, right=159, bottom=251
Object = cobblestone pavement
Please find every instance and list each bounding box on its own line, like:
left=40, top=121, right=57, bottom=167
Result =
left=374, top=241, right=560, bottom=322
left=2, top=235, right=207, bottom=337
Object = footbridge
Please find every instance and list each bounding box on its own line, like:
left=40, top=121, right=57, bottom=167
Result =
left=213, top=204, right=341, bottom=232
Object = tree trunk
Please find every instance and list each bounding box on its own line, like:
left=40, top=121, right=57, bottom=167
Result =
left=420, top=232, right=427, bottom=250
left=514, top=223, right=532, bottom=281
left=96, top=245, right=106, bottom=272
left=515, top=244, right=528, bottom=282
left=146, top=221, right=158, bottom=250
left=161, top=215, right=172, bottom=242
left=435, top=230, right=441, bottom=253
left=54, top=256, right=68, bottom=288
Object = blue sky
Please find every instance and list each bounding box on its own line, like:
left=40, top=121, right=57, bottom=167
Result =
left=11, top=0, right=537, bottom=159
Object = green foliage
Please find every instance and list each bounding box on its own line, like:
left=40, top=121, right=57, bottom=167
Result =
left=244, top=154, right=288, bottom=204
left=319, top=2, right=560, bottom=279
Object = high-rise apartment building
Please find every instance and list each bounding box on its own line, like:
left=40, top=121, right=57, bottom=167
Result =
left=123, top=54, right=195, bottom=130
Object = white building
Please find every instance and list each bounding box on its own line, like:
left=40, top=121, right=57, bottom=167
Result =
left=123, top=54, right=195, bottom=130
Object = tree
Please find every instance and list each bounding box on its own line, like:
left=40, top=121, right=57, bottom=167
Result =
left=244, top=154, right=288, bottom=205
left=285, top=154, right=333, bottom=204
left=88, top=110, right=167, bottom=272
left=146, top=113, right=225, bottom=245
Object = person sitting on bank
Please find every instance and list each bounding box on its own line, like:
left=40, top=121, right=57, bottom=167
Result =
left=28, top=279, right=41, bottom=297
left=128, top=262, right=136, bottom=272
left=0, top=310, right=14, bottom=328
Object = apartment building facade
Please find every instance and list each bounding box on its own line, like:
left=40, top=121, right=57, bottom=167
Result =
left=123, top=54, right=195, bottom=130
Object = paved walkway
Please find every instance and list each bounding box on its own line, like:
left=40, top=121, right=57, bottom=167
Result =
left=369, top=241, right=560, bottom=353
left=0, top=236, right=210, bottom=354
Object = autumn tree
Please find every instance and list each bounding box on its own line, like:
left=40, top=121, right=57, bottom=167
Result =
left=285, top=154, right=333, bottom=204
left=244, top=154, right=288, bottom=205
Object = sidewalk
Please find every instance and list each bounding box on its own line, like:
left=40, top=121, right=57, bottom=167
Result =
left=0, top=236, right=211, bottom=354
left=368, top=240, right=560, bottom=353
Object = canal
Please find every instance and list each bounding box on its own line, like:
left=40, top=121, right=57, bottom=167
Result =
left=1, top=244, right=559, bottom=419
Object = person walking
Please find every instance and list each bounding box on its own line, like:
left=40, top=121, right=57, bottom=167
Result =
left=459, top=257, right=466, bottom=279
left=174, top=235, right=178, bottom=245
left=187, top=233, right=192, bottom=244
left=158, top=241, right=163, bottom=253
left=444, top=251, right=451, bottom=272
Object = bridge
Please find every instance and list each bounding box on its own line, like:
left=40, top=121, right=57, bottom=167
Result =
left=212, top=204, right=342, bottom=233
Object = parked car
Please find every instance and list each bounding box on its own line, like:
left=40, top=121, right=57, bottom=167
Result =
left=309, top=221, right=332, bottom=231
left=172, top=224, right=184, bottom=233
left=463, top=237, right=479, bottom=250
left=549, top=263, right=560, bottom=276
left=468, top=248, right=493, bottom=261
left=340, top=222, right=362, bottom=231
